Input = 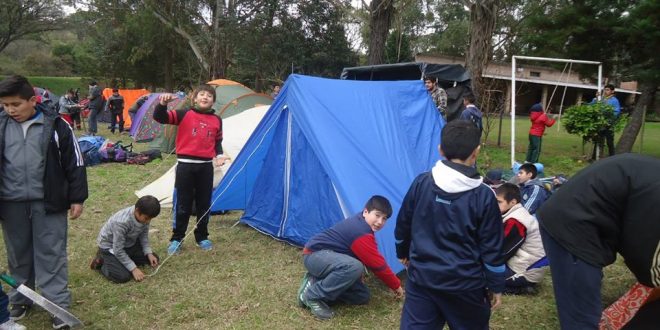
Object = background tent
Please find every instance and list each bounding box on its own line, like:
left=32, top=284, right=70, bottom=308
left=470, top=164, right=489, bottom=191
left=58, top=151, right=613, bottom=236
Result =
left=136, top=105, right=270, bottom=207
left=151, top=80, right=273, bottom=153
left=341, top=62, right=471, bottom=122
left=101, top=88, right=149, bottom=128
left=209, top=74, right=443, bottom=274
left=130, top=94, right=186, bottom=142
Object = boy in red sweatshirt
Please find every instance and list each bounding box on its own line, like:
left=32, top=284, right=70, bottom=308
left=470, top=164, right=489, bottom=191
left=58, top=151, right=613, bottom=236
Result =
left=297, top=195, right=404, bottom=320
left=525, top=103, right=556, bottom=163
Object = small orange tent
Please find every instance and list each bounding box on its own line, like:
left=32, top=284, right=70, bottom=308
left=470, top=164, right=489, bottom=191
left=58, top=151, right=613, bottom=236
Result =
left=102, top=88, right=150, bottom=128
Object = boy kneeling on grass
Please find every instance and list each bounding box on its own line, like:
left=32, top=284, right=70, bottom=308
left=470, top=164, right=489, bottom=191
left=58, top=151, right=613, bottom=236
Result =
left=495, top=183, right=546, bottom=295
left=90, top=196, right=161, bottom=283
left=297, top=195, right=404, bottom=320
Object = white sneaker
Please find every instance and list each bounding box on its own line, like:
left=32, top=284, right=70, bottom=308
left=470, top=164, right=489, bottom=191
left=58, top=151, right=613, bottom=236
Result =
left=0, top=319, right=27, bottom=330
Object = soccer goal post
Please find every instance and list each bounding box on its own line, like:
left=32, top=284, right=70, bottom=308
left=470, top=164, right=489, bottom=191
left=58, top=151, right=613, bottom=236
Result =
left=510, top=55, right=602, bottom=167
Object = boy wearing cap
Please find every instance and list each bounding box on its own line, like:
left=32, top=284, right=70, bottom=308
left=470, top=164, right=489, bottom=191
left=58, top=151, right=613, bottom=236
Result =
left=525, top=103, right=556, bottom=163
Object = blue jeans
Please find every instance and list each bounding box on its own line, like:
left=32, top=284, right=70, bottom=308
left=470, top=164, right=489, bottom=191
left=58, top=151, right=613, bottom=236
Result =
left=541, top=227, right=602, bottom=330
left=0, top=289, right=8, bottom=324
left=303, top=250, right=370, bottom=304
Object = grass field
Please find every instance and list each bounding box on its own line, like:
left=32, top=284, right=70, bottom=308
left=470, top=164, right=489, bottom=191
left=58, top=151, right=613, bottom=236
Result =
left=1, top=118, right=657, bottom=329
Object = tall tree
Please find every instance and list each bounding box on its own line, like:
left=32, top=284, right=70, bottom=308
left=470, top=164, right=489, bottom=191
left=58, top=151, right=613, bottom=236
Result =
left=366, top=0, right=394, bottom=65
left=0, top=0, right=63, bottom=54
left=463, top=0, right=498, bottom=100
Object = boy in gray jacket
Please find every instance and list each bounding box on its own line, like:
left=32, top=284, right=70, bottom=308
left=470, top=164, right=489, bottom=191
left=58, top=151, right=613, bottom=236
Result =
left=91, top=196, right=161, bottom=283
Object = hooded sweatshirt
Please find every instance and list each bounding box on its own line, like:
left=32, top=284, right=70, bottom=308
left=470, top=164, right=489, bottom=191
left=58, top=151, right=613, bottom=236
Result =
left=502, top=204, right=546, bottom=283
left=395, top=160, right=504, bottom=293
left=520, top=179, right=549, bottom=215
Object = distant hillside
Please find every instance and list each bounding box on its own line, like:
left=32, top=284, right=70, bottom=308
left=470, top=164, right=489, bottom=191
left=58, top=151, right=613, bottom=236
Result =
left=0, top=76, right=87, bottom=96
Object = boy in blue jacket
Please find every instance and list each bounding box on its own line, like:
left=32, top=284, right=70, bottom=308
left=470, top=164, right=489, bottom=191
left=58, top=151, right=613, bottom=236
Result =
left=516, top=163, right=549, bottom=215
left=395, top=120, right=504, bottom=329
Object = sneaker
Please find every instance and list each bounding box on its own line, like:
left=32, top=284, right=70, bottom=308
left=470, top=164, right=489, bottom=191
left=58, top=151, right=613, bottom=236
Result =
left=167, top=240, right=182, bottom=255
left=297, top=273, right=311, bottom=308
left=197, top=239, right=213, bottom=251
left=8, top=305, right=30, bottom=321
left=89, top=249, right=104, bottom=270
left=298, top=276, right=334, bottom=320
left=0, top=319, right=27, bottom=330
left=51, top=315, right=70, bottom=330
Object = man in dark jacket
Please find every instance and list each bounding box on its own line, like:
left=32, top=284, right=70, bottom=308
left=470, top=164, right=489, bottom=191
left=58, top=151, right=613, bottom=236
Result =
left=0, top=75, right=88, bottom=329
left=105, top=88, right=125, bottom=134
left=538, top=153, right=660, bottom=329
left=87, top=81, right=103, bottom=135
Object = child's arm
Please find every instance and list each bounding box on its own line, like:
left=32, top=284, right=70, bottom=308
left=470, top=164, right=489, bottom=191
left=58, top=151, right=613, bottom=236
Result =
left=55, top=120, right=88, bottom=217
left=502, top=218, right=527, bottom=261
left=213, top=116, right=228, bottom=167
left=351, top=234, right=401, bottom=291
left=545, top=114, right=556, bottom=127
left=477, top=196, right=506, bottom=294
left=153, top=94, right=185, bottom=125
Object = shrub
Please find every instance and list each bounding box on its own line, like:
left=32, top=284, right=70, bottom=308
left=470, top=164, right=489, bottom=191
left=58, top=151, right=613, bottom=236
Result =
left=563, top=103, right=627, bottom=143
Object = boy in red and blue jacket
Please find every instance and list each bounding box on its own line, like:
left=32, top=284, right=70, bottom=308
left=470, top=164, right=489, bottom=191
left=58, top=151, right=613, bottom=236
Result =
left=154, top=86, right=229, bottom=255
left=297, top=195, right=404, bottom=320
left=395, top=120, right=504, bottom=329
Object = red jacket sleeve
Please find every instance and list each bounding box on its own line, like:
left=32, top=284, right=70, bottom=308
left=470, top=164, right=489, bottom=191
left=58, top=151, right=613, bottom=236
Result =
left=544, top=114, right=556, bottom=127
left=350, top=234, right=401, bottom=290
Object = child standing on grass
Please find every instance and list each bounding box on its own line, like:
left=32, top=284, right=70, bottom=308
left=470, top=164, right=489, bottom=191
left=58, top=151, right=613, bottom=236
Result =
left=153, top=85, right=228, bottom=255
left=0, top=75, right=88, bottom=330
left=297, top=195, right=404, bottom=320
left=525, top=103, right=556, bottom=163
left=495, top=183, right=546, bottom=295
left=90, top=196, right=161, bottom=283
left=395, top=120, right=504, bottom=329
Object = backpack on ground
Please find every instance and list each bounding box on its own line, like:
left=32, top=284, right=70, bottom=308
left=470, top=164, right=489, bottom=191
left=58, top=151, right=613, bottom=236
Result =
left=78, top=136, right=106, bottom=166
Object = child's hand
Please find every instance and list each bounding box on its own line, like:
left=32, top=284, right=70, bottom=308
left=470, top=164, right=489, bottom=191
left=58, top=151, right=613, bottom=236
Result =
left=158, top=93, right=177, bottom=106
left=69, top=203, right=84, bottom=219
left=147, top=253, right=159, bottom=267
left=214, top=155, right=230, bottom=167
left=489, top=291, right=502, bottom=309
left=132, top=268, right=145, bottom=282
left=398, top=258, right=409, bottom=268
left=393, top=287, right=404, bottom=300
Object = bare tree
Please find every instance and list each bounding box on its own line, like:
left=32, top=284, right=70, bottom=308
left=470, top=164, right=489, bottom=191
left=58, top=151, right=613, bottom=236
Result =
left=463, top=0, right=498, bottom=100
left=0, top=0, right=62, bottom=54
left=366, top=0, right=394, bottom=65
left=616, top=82, right=657, bottom=153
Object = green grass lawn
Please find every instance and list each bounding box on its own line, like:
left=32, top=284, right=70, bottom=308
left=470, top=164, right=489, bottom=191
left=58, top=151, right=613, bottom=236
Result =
left=1, top=119, right=657, bottom=329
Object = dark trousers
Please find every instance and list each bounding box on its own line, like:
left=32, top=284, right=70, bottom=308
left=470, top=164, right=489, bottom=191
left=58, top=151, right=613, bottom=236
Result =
left=526, top=134, right=543, bottom=163
left=622, top=299, right=660, bottom=330
left=504, top=266, right=536, bottom=294
left=99, top=242, right=158, bottom=283
left=592, top=129, right=615, bottom=159
left=110, top=111, right=124, bottom=133
left=0, top=289, right=8, bottom=324
left=172, top=162, right=213, bottom=243
left=303, top=250, right=370, bottom=305
left=541, top=227, right=602, bottom=330
left=400, top=279, right=490, bottom=330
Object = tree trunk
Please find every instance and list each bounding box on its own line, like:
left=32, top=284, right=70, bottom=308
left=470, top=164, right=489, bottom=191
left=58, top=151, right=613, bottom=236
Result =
left=367, top=0, right=394, bottom=65
left=465, top=1, right=497, bottom=101
left=616, top=82, right=657, bottom=153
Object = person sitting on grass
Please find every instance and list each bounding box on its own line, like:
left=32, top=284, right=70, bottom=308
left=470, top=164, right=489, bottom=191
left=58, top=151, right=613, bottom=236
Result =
left=297, top=195, right=404, bottom=320
left=525, top=103, right=556, bottom=164
left=516, top=163, right=549, bottom=215
left=395, top=120, right=504, bottom=329
left=90, top=195, right=161, bottom=283
left=495, top=183, right=546, bottom=295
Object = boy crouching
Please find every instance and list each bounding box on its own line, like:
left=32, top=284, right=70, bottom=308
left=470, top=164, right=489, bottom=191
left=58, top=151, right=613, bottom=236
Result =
left=91, top=196, right=161, bottom=283
left=297, top=195, right=404, bottom=320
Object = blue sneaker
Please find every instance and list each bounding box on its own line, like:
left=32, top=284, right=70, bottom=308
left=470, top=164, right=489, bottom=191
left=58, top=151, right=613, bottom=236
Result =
left=197, top=239, right=213, bottom=251
left=167, top=240, right=181, bottom=255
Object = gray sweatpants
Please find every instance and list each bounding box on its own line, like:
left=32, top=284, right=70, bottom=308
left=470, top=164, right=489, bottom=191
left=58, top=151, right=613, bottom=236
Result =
left=0, top=201, right=71, bottom=309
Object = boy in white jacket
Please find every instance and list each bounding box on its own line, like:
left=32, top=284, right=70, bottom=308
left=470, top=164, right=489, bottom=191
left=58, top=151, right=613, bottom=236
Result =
left=495, top=183, right=546, bottom=294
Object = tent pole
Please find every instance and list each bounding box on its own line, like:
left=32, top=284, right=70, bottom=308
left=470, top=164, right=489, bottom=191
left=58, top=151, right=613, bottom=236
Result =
left=511, top=57, right=516, bottom=167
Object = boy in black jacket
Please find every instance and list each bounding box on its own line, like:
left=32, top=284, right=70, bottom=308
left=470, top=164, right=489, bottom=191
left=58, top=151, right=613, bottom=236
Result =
left=0, top=75, right=88, bottom=329
left=395, top=120, right=504, bottom=329
left=538, top=153, right=660, bottom=329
